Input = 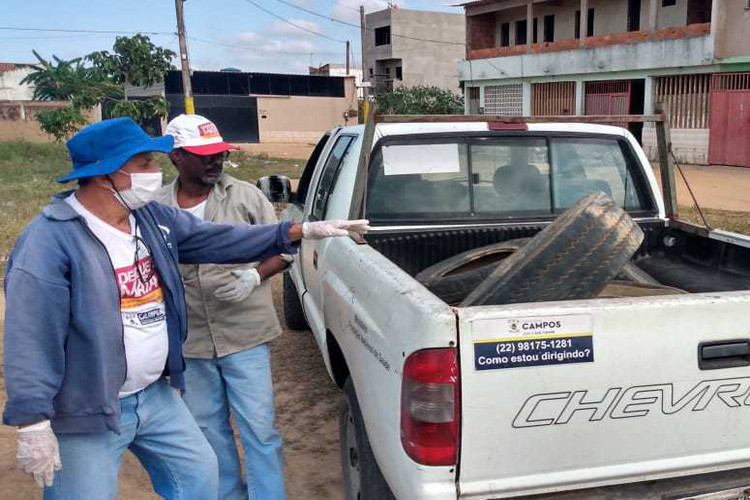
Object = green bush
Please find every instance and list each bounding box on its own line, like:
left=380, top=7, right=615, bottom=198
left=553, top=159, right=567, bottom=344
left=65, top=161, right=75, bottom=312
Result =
left=375, top=85, right=464, bottom=115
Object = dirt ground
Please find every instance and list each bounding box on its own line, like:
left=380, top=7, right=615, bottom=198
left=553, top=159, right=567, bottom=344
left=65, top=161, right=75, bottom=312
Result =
left=0, top=277, right=344, bottom=500
left=661, top=164, right=750, bottom=212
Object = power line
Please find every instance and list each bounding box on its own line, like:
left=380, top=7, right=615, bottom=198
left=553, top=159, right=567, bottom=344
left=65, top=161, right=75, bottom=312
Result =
left=242, top=0, right=347, bottom=44
left=272, top=0, right=465, bottom=46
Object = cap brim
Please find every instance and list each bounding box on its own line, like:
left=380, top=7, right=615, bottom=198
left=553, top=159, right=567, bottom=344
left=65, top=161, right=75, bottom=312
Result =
left=181, top=142, right=239, bottom=156
left=57, top=135, right=174, bottom=183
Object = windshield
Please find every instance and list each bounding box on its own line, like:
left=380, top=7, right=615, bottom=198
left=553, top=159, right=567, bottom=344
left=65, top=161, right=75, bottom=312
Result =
left=366, top=135, right=654, bottom=221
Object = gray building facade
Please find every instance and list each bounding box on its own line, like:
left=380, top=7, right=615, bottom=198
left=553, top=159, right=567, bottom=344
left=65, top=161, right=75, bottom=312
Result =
left=362, top=8, right=466, bottom=95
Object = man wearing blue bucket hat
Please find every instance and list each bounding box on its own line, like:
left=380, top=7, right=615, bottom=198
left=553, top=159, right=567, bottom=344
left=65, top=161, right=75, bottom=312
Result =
left=2, top=117, right=369, bottom=499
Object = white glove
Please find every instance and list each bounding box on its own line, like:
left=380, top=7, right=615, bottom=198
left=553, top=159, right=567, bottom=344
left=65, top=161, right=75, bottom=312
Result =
left=17, top=420, right=61, bottom=488
left=302, top=220, right=371, bottom=240
left=214, top=268, right=261, bottom=302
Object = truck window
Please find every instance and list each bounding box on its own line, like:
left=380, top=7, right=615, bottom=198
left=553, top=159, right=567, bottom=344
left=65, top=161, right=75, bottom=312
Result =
left=367, top=143, right=471, bottom=217
left=296, top=132, right=331, bottom=205
left=311, top=135, right=355, bottom=220
left=472, top=138, right=550, bottom=214
left=550, top=137, right=647, bottom=211
left=366, top=135, right=654, bottom=221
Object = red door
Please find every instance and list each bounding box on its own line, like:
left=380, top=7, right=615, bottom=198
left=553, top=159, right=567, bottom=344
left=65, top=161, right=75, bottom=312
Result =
left=709, top=73, right=750, bottom=167
left=585, top=81, right=632, bottom=128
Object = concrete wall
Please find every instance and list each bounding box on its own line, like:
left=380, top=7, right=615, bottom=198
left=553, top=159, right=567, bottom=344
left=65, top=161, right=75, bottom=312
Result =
left=0, top=101, right=101, bottom=142
left=642, top=125, right=709, bottom=164
left=713, top=0, right=750, bottom=60
left=460, top=33, right=713, bottom=81
left=657, top=0, right=688, bottom=29
left=256, top=78, right=357, bottom=143
left=0, top=66, right=36, bottom=101
left=364, top=8, right=465, bottom=93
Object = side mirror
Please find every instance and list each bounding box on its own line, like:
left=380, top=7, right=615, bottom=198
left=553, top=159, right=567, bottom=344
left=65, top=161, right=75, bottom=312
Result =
left=257, top=175, right=293, bottom=204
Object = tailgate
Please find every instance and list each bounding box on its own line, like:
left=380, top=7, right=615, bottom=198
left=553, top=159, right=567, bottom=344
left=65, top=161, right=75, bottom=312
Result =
left=457, top=292, right=750, bottom=499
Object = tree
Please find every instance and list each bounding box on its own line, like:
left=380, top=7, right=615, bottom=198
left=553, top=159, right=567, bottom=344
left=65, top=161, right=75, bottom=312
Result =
left=22, top=35, right=175, bottom=141
left=87, top=34, right=175, bottom=96
left=374, top=86, right=465, bottom=115
left=21, top=51, right=123, bottom=141
left=87, top=35, right=175, bottom=125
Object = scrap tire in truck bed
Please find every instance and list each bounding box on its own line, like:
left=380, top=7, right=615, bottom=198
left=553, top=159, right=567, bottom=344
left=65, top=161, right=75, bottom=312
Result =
left=416, top=238, right=531, bottom=305
left=461, top=191, right=645, bottom=306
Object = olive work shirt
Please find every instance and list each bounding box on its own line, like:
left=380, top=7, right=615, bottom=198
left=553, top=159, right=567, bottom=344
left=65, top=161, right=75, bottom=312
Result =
left=154, top=174, right=283, bottom=359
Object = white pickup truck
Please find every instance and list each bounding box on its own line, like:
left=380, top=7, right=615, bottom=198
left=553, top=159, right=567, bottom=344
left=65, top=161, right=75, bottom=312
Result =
left=260, top=115, right=750, bottom=500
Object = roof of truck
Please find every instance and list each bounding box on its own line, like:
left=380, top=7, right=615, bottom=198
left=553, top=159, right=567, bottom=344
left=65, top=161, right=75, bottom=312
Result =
left=338, top=122, right=631, bottom=139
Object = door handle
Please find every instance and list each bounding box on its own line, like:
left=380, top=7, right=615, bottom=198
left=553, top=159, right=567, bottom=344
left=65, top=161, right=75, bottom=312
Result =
left=313, top=250, right=318, bottom=270
left=698, top=339, right=750, bottom=370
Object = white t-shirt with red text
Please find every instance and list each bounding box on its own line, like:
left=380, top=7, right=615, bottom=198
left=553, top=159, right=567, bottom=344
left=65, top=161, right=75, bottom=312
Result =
left=66, top=193, right=169, bottom=397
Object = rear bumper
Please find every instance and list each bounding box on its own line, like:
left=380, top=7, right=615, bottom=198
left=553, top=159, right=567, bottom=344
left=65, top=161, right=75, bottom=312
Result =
left=459, top=465, right=750, bottom=499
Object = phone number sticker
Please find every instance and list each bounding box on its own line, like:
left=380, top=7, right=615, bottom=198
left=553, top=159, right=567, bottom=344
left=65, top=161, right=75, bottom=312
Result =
left=472, top=314, right=594, bottom=371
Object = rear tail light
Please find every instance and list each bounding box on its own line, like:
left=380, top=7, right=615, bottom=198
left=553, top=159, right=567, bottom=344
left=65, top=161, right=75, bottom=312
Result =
left=401, top=348, right=460, bottom=466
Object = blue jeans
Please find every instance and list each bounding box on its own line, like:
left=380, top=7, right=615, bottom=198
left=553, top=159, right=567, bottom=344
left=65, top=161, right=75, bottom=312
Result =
left=45, top=378, right=219, bottom=500
left=183, top=343, right=285, bottom=500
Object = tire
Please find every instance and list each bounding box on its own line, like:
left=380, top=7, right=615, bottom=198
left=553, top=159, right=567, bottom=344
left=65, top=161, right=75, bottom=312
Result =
left=416, top=238, right=530, bottom=305
left=417, top=238, right=656, bottom=306
left=461, top=192, right=645, bottom=306
left=283, top=273, right=309, bottom=330
left=340, top=378, right=395, bottom=500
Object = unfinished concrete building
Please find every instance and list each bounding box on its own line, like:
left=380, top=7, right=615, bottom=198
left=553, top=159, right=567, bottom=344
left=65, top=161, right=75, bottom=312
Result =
left=460, top=0, right=750, bottom=167
left=362, top=8, right=466, bottom=95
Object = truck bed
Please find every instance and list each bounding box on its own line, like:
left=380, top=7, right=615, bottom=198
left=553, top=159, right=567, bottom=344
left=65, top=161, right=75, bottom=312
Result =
left=366, top=221, right=750, bottom=295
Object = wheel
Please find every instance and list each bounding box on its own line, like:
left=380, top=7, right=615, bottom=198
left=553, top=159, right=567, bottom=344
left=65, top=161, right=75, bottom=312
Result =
left=340, top=378, right=395, bottom=500
left=416, top=238, right=530, bottom=305
left=283, top=272, right=309, bottom=330
left=462, top=192, right=645, bottom=306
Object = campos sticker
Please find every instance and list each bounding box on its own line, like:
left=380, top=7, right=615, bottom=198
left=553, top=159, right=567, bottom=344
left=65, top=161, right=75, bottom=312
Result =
left=472, top=314, right=593, bottom=371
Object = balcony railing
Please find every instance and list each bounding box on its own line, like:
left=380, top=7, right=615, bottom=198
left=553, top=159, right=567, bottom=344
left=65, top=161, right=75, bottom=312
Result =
left=467, top=23, right=711, bottom=61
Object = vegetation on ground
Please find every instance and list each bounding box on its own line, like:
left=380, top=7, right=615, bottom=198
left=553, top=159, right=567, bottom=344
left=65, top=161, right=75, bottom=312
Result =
left=374, top=85, right=464, bottom=115
left=0, top=141, right=305, bottom=262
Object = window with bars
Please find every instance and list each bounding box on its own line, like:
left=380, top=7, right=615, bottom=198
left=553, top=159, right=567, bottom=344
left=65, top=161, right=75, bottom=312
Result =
left=484, top=84, right=523, bottom=116
left=654, top=74, right=712, bottom=129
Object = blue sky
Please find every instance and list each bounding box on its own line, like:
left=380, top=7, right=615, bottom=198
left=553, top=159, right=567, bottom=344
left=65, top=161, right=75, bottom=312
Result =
left=2, top=0, right=461, bottom=74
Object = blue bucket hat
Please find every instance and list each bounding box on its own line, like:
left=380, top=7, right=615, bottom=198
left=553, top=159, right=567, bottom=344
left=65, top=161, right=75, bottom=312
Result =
left=58, top=117, right=174, bottom=183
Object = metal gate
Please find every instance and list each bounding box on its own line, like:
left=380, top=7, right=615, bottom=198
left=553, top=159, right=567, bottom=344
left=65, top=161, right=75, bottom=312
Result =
left=709, top=73, right=750, bottom=167
left=585, top=81, right=631, bottom=128
left=166, top=94, right=260, bottom=143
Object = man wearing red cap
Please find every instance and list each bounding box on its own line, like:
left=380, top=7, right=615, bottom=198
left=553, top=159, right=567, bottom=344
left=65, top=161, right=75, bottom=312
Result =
left=157, top=114, right=289, bottom=500
left=3, top=116, right=369, bottom=499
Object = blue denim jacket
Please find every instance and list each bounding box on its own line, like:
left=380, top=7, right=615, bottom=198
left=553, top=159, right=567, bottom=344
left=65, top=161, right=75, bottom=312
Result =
left=2, top=192, right=298, bottom=433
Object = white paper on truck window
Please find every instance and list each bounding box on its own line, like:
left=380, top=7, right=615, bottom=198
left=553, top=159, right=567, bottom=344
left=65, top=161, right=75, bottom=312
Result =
left=383, top=144, right=461, bottom=176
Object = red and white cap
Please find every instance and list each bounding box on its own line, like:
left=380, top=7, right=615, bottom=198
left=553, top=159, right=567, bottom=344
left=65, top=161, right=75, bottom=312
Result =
left=164, top=114, right=239, bottom=156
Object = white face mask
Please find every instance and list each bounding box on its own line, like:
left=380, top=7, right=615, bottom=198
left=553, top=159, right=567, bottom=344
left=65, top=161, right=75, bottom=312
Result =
left=111, top=171, right=163, bottom=210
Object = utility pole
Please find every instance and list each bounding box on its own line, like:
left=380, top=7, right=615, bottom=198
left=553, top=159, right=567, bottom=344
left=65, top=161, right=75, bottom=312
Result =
left=360, top=5, right=368, bottom=102
left=175, top=0, right=195, bottom=114
left=346, top=41, right=350, bottom=76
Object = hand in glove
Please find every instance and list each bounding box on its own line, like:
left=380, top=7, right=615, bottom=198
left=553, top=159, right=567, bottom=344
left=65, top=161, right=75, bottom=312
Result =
left=17, top=420, right=61, bottom=488
left=214, top=268, right=261, bottom=302
left=302, top=220, right=371, bottom=239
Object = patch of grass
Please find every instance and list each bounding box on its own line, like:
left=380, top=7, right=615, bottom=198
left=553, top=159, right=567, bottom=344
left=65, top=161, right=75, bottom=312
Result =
left=0, top=141, right=305, bottom=263
left=678, top=206, right=750, bottom=236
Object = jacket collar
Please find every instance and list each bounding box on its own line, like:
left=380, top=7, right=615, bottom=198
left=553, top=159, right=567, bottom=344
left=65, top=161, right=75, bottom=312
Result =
left=42, top=191, right=81, bottom=221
